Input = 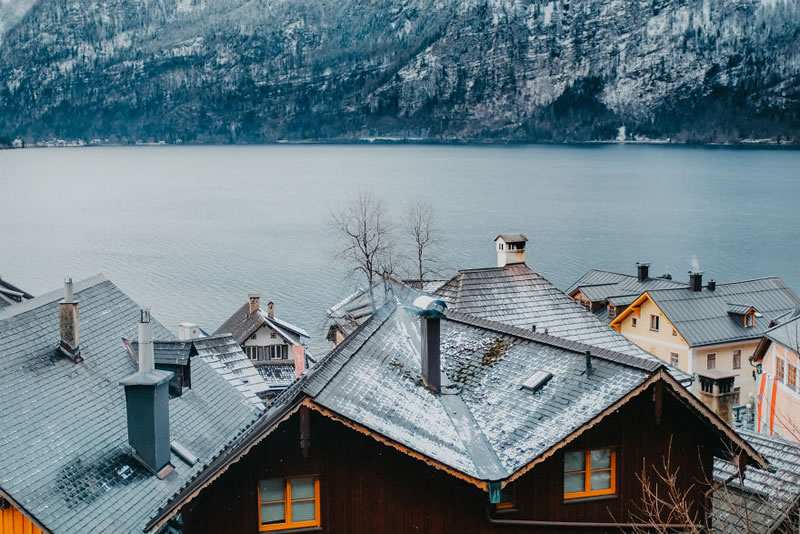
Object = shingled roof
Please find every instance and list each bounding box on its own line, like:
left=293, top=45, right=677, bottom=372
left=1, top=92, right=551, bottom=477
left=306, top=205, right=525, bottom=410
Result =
left=613, top=278, right=800, bottom=348
left=0, top=276, right=33, bottom=308
left=435, top=263, right=686, bottom=377
left=713, top=430, right=800, bottom=533
left=148, top=287, right=768, bottom=531
left=0, top=276, right=260, bottom=534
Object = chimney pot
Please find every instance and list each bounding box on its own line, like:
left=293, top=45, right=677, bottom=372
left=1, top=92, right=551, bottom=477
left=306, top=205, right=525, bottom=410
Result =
left=248, top=293, right=260, bottom=314
left=689, top=271, right=703, bottom=292
left=59, top=278, right=81, bottom=362
left=708, top=279, right=716, bottom=291
left=138, top=308, right=155, bottom=373
left=636, top=263, right=650, bottom=283
left=267, top=301, right=275, bottom=319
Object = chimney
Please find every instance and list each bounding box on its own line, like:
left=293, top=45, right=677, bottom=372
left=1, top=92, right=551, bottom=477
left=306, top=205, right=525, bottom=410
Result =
left=412, top=296, right=447, bottom=393
left=120, top=308, right=174, bottom=477
left=689, top=271, right=703, bottom=292
left=248, top=293, right=260, bottom=314
left=292, top=345, right=306, bottom=378
left=636, top=262, right=650, bottom=283
left=495, top=234, right=528, bottom=268
left=707, top=279, right=716, bottom=291
left=58, top=278, right=82, bottom=363
left=585, top=350, right=593, bottom=376
left=267, top=301, right=275, bottom=319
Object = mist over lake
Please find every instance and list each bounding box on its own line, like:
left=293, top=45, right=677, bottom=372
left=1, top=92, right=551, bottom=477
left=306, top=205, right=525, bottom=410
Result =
left=2, top=143, right=798, bottom=354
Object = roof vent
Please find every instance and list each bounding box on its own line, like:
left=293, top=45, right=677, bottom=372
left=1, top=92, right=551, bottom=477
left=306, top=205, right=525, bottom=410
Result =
left=585, top=350, right=593, bottom=376
left=521, top=370, right=552, bottom=393
left=708, top=279, right=716, bottom=291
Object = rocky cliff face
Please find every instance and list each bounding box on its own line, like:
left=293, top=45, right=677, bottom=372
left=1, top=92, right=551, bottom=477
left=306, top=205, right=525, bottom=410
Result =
left=1, top=0, right=798, bottom=144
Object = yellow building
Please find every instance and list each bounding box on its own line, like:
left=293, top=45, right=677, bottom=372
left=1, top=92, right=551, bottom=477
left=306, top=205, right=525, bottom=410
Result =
left=609, top=273, right=800, bottom=406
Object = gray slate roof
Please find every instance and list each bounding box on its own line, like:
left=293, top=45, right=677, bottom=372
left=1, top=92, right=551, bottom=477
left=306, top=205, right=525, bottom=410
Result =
left=713, top=430, right=800, bottom=533
left=435, top=264, right=685, bottom=378
left=192, top=335, right=270, bottom=408
left=0, top=276, right=260, bottom=534
left=256, top=363, right=299, bottom=391
left=566, top=268, right=687, bottom=306
left=0, top=276, right=33, bottom=308
left=645, top=278, right=800, bottom=347
left=496, top=233, right=528, bottom=243
left=214, top=302, right=309, bottom=345
left=326, top=281, right=396, bottom=338
left=304, top=299, right=656, bottom=481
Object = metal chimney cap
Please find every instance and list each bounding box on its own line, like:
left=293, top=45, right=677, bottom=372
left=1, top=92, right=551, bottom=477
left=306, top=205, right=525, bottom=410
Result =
left=139, top=308, right=151, bottom=323
left=411, top=296, right=447, bottom=317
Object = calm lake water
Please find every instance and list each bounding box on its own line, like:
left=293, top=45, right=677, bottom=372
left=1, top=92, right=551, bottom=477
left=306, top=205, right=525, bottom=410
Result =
left=1, top=144, right=799, bottom=354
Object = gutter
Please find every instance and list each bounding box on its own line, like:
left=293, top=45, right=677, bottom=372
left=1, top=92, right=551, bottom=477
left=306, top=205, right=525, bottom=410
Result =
left=487, top=508, right=700, bottom=530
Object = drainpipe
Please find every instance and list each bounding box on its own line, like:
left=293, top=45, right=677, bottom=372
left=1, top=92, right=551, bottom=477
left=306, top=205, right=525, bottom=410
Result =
left=486, top=508, right=701, bottom=530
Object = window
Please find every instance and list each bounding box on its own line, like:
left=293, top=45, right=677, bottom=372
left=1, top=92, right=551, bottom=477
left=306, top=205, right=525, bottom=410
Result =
left=789, top=364, right=797, bottom=388
left=745, top=313, right=755, bottom=328
left=496, top=484, right=516, bottom=510
left=670, top=352, right=679, bottom=367
left=649, top=314, right=660, bottom=331
left=733, top=349, right=741, bottom=370
left=777, top=358, right=786, bottom=382
left=271, top=332, right=277, bottom=339
left=499, top=243, right=504, bottom=250
left=631, top=317, right=638, bottom=328
left=563, top=449, right=616, bottom=500
left=707, top=353, right=716, bottom=370
left=250, top=334, right=258, bottom=341
left=258, top=477, right=320, bottom=531
left=269, top=345, right=288, bottom=360
left=607, top=305, right=617, bottom=320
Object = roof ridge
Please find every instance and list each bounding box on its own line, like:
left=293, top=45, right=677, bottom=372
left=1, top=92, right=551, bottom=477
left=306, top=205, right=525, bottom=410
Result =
left=444, top=310, right=661, bottom=373
left=0, top=273, right=107, bottom=320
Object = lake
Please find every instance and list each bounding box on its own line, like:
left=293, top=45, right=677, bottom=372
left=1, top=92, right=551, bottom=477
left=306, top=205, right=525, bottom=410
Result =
left=1, top=144, right=799, bottom=355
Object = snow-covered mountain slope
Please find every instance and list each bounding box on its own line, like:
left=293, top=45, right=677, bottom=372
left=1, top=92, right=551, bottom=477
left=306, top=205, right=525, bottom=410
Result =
left=1, top=0, right=798, bottom=144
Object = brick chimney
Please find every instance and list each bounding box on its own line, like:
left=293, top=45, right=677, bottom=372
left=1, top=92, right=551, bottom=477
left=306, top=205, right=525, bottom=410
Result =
left=248, top=293, right=260, bottom=314
left=58, top=278, right=82, bottom=363
left=293, top=345, right=306, bottom=378
left=636, top=262, right=650, bottom=282
left=120, top=308, right=174, bottom=477
left=412, top=296, right=447, bottom=393
left=267, top=301, right=275, bottom=319
left=495, top=234, right=528, bottom=268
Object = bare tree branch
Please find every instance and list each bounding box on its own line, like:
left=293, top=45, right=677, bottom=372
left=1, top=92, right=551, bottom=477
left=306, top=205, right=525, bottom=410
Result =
left=406, top=200, right=438, bottom=288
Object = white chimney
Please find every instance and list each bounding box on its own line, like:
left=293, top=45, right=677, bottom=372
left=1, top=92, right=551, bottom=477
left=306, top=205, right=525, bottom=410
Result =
left=138, top=308, right=155, bottom=373
left=495, top=234, right=528, bottom=267
left=178, top=322, right=203, bottom=341
left=59, top=277, right=82, bottom=362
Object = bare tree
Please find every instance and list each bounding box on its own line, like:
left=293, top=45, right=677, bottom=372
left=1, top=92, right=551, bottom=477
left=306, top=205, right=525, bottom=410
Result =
left=406, top=200, right=437, bottom=288
left=331, top=189, right=394, bottom=289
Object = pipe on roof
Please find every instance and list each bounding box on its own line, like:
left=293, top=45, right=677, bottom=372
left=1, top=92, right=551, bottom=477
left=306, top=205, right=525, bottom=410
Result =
left=486, top=508, right=701, bottom=529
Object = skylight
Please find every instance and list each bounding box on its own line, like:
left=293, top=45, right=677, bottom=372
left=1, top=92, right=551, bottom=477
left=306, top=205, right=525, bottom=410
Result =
left=521, top=370, right=553, bottom=393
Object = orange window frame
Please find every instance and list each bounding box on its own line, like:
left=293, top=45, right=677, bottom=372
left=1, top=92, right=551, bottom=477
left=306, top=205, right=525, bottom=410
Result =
left=563, top=449, right=616, bottom=500
left=258, top=477, right=321, bottom=532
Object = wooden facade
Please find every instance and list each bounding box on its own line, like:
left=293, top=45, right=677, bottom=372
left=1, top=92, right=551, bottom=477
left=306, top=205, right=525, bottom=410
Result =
left=0, top=502, right=43, bottom=534
left=181, top=381, right=720, bottom=534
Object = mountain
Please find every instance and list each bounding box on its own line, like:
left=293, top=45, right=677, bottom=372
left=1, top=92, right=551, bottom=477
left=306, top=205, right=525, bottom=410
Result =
left=1, top=0, right=798, bottom=145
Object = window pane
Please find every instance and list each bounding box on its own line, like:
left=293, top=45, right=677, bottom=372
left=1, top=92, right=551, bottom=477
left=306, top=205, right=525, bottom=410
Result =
left=260, top=478, right=284, bottom=502
left=590, top=470, right=612, bottom=491
left=291, top=500, right=316, bottom=522
left=291, top=477, right=315, bottom=500
left=564, top=451, right=585, bottom=472
left=261, top=503, right=285, bottom=524
left=564, top=473, right=585, bottom=493
left=591, top=449, right=611, bottom=469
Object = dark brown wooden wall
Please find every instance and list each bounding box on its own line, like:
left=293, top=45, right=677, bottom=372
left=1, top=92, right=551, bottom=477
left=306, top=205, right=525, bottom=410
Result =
left=182, top=383, right=717, bottom=534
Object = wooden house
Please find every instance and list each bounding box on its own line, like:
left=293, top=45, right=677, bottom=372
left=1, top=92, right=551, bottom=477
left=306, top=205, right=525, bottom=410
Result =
left=150, top=293, right=765, bottom=534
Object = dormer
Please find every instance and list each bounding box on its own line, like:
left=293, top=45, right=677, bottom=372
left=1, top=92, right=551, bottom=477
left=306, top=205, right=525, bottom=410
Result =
left=495, top=233, right=528, bottom=267
left=727, top=303, right=760, bottom=328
